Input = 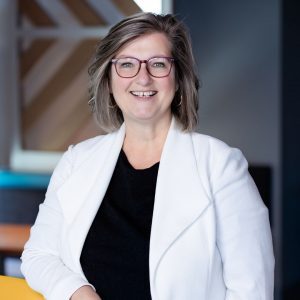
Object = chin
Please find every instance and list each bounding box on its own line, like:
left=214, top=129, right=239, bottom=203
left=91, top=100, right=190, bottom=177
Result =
left=124, top=108, right=171, bottom=124
left=129, top=110, right=158, bottom=121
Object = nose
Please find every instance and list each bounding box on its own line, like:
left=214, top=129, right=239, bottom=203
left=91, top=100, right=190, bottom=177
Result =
left=135, top=62, right=152, bottom=85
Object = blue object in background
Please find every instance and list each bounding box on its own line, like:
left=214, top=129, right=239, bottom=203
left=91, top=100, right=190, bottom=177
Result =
left=0, top=170, right=50, bottom=189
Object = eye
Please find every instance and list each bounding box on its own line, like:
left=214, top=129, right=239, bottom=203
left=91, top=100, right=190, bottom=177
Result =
left=119, top=61, right=134, bottom=69
left=152, top=62, right=166, bottom=68
left=149, top=58, right=169, bottom=69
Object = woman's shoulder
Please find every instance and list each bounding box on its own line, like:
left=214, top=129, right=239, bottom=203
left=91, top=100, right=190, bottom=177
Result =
left=48, top=131, right=119, bottom=190
left=190, top=131, right=237, bottom=154
left=60, top=131, right=119, bottom=168
left=189, top=131, right=250, bottom=195
left=190, top=131, right=247, bottom=175
left=71, top=132, right=113, bottom=153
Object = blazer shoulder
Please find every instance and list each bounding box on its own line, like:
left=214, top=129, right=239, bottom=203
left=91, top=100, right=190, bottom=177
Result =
left=69, top=131, right=118, bottom=166
left=47, top=133, right=114, bottom=191
left=191, top=131, right=236, bottom=155
left=72, top=131, right=115, bottom=151
left=48, top=132, right=117, bottom=187
left=190, top=131, right=247, bottom=182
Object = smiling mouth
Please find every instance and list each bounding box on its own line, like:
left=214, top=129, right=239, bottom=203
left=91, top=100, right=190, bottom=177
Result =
left=130, top=91, right=157, bottom=98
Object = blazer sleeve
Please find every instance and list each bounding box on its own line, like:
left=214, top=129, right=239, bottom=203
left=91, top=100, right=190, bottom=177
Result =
left=209, top=139, right=275, bottom=300
left=20, top=146, right=94, bottom=300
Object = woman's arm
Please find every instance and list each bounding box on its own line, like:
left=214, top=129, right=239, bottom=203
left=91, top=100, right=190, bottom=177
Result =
left=210, top=140, right=275, bottom=299
left=21, top=146, right=94, bottom=300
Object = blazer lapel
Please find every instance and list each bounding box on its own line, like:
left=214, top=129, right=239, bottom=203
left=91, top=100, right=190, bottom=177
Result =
left=149, top=119, right=211, bottom=287
left=57, top=124, right=125, bottom=271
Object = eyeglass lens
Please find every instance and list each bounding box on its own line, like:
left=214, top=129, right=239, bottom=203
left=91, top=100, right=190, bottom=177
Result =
left=114, top=57, right=173, bottom=78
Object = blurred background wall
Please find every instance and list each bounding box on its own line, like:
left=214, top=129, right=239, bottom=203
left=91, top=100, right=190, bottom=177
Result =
left=0, top=0, right=299, bottom=299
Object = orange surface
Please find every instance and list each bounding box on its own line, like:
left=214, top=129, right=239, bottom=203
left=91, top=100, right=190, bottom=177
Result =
left=0, top=275, right=44, bottom=299
left=0, top=224, right=31, bottom=254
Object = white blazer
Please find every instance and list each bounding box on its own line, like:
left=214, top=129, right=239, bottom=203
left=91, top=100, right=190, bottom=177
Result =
left=21, top=119, right=274, bottom=300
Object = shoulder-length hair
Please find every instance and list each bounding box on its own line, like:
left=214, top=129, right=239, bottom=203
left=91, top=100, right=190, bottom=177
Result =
left=88, top=12, right=199, bottom=132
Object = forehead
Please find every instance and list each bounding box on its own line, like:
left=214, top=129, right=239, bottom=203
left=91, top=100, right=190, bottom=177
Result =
left=116, top=32, right=172, bottom=58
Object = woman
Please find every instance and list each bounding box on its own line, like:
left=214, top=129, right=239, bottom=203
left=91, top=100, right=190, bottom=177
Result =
left=21, top=13, right=274, bottom=300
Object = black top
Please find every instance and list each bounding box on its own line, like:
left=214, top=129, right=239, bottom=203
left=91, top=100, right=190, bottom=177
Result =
left=80, top=149, right=159, bottom=300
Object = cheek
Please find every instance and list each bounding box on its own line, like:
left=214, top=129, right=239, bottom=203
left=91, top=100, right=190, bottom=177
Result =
left=110, top=80, right=122, bottom=99
left=110, top=68, right=124, bottom=94
left=168, top=70, right=177, bottom=89
left=109, top=71, right=117, bottom=94
left=170, top=68, right=179, bottom=91
left=110, top=73, right=131, bottom=96
left=167, top=75, right=177, bottom=94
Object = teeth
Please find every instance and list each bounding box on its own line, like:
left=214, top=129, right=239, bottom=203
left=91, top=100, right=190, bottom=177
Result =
left=131, top=91, right=156, bottom=97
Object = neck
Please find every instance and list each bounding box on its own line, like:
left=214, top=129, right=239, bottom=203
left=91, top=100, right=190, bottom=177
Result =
left=124, top=115, right=172, bottom=147
left=122, top=115, right=172, bottom=169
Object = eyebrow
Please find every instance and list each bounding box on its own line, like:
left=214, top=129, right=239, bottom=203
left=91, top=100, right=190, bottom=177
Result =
left=115, top=54, right=170, bottom=59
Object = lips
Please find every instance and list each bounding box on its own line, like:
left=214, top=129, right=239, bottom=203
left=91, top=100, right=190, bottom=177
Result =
left=130, top=91, right=157, bottom=97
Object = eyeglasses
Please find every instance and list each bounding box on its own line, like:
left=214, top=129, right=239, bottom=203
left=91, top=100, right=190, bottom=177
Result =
left=111, top=56, right=175, bottom=78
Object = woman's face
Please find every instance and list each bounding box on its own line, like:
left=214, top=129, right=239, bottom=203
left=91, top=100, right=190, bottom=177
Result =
left=110, top=32, right=177, bottom=126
